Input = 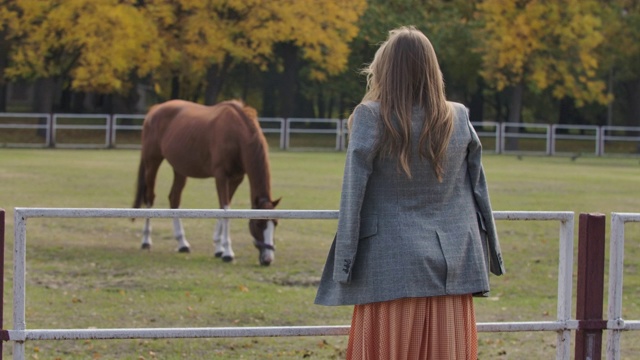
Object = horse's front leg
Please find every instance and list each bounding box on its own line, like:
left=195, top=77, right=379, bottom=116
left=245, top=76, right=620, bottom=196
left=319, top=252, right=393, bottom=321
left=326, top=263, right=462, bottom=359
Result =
left=214, top=174, right=243, bottom=262
left=141, top=218, right=152, bottom=250
left=173, top=217, right=191, bottom=253
left=213, top=206, right=235, bottom=262
left=169, top=171, right=191, bottom=253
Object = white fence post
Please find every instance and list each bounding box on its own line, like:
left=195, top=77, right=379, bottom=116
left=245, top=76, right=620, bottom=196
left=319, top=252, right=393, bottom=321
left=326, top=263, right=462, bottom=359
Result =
left=606, top=213, right=640, bottom=360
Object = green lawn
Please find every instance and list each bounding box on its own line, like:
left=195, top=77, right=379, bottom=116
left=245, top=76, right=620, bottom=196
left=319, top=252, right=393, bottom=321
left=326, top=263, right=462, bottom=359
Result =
left=0, top=149, right=639, bottom=359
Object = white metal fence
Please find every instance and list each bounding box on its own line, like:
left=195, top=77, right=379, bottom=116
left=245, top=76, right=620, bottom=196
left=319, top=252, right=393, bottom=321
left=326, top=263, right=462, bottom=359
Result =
left=1, top=113, right=639, bottom=155
left=7, top=208, right=577, bottom=359
left=607, top=213, right=640, bottom=360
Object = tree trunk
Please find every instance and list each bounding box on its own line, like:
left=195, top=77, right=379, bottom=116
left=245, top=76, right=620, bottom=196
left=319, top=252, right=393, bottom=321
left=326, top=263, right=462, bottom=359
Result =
left=111, top=89, right=140, bottom=114
left=204, top=55, right=233, bottom=105
left=622, top=77, right=640, bottom=153
left=0, top=72, right=6, bottom=113
left=33, top=77, right=55, bottom=113
left=505, top=82, right=524, bottom=151
left=492, top=91, right=504, bottom=123
left=327, top=94, right=335, bottom=119
left=468, top=77, right=484, bottom=123
left=558, top=97, right=582, bottom=137
left=0, top=80, right=6, bottom=112
left=59, top=83, right=73, bottom=112
left=171, top=75, right=180, bottom=99
left=317, top=83, right=325, bottom=118
left=241, top=63, right=250, bottom=101
left=0, top=30, right=8, bottom=112
left=276, top=42, right=300, bottom=118
left=558, top=96, right=584, bottom=126
left=623, top=78, right=640, bottom=127
left=261, top=63, right=278, bottom=117
left=32, top=77, right=56, bottom=141
left=72, top=91, right=86, bottom=113
left=338, top=93, right=346, bottom=120
left=295, top=90, right=314, bottom=118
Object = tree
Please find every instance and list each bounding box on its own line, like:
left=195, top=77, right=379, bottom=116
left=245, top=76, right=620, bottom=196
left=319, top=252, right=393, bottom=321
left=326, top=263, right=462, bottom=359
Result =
left=144, top=0, right=365, bottom=111
left=0, top=0, right=18, bottom=112
left=4, top=0, right=163, bottom=112
left=327, top=0, right=484, bottom=120
left=599, top=0, right=640, bottom=127
left=476, top=0, right=609, bottom=127
left=254, top=0, right=366, bottom=117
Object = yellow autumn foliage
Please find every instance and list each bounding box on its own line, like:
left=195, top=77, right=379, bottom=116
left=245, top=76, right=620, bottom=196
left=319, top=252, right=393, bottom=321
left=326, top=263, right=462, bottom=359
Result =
left=145, top=0, right=365, bottom=83
left=4, top=0, right=365, bottom=95
left=6, top=0, right=163, bottom=93
left=477, top=0, right=609, bottom=106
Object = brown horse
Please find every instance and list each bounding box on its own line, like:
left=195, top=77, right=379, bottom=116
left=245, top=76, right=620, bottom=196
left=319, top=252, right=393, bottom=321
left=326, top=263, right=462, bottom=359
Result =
left=132, top=99, right=280, bottom=266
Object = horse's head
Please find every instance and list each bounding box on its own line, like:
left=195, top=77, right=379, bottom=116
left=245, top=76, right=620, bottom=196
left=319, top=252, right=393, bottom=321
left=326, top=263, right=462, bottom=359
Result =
left=249, top=197, right=281, bottom=266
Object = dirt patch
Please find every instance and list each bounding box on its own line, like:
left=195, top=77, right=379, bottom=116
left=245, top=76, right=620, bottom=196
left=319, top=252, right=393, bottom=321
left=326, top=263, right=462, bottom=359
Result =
left=266, top=273, right=321, bottom=287
left=30, top=269, right=143, bottom=291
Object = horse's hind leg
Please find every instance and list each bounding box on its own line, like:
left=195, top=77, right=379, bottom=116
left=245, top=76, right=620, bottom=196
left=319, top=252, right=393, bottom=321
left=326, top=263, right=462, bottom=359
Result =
left=213, top=215, right=225, bottom=257
left=169, top=171, right=191, bottom=253
left=141, top=218, right=152, bottom=250
left=141, top=156, right=163, bottom=250
left=213, top=207, right=231, bottom=260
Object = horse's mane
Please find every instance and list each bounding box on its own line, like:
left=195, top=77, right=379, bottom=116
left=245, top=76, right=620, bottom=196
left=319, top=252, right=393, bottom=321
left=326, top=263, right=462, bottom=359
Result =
left=223, top=100, right=260, bottom=131
left=221, top=100, right=271, bottom=207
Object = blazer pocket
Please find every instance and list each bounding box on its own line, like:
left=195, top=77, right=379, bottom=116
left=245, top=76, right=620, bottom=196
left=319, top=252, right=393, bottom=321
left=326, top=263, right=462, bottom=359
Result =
left=359, top=215, right=378, bottom=239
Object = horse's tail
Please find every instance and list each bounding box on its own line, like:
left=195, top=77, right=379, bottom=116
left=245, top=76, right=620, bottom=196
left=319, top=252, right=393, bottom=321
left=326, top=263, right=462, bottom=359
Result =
left=132, top=158, right=146, bottom=218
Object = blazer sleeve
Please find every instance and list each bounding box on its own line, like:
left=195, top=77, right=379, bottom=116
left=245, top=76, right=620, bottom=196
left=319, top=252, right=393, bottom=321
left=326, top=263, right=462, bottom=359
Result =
left=465, top=107, right=505, bottom=276
left=332, top=103, right=377, bottom=284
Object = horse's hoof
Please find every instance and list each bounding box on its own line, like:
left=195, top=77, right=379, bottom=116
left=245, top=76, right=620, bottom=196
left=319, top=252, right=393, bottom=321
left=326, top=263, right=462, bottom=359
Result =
left=214, top=252, right=223, bottom=258
left=141, top=244, right=151, bottom=250
left=178, top=246, right=190, bottom=253
left=222, top=256, right=234, bottom=263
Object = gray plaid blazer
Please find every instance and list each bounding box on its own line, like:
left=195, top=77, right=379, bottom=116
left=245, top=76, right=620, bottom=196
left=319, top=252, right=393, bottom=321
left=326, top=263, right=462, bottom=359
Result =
left=315, top=101, right=504, bottom=306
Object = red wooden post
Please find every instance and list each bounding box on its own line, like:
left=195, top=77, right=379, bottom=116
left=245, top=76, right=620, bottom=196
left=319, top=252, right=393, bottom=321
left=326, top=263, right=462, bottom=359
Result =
left=575, top=213, right=606, bottom=360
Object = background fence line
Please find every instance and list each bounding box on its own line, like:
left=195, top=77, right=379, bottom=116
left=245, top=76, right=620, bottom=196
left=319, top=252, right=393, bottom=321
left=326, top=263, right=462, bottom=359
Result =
left=1, top=112, right=639, bottom=156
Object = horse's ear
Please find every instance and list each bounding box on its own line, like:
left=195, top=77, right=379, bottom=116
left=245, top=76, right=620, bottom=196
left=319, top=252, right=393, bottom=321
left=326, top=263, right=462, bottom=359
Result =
left=272, top=197, right=282, bottom=208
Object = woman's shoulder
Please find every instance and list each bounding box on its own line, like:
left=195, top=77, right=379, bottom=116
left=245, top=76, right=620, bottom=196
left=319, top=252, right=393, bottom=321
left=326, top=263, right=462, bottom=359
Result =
left=446, top=101, right=469, bottom=116
left=358, top=101, right=380, bottom=114
left=351, top=101, right=380, bottom=127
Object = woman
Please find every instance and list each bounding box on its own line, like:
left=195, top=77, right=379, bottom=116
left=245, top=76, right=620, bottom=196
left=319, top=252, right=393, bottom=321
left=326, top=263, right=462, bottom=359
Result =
left=315, top=26, right=505, bottom=359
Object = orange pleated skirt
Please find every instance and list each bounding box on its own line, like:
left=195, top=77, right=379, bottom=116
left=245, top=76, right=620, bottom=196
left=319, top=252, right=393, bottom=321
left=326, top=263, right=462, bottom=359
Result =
left=346, top=295, right=477, bottom=360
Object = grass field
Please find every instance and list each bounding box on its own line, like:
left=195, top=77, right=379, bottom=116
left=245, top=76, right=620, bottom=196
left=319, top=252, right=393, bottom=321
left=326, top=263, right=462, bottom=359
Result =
left=0, top=149, right=639, bottom=359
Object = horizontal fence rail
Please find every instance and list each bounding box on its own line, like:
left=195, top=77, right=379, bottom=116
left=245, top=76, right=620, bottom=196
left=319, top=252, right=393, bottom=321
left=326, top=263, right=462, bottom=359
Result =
left=7, top=208, right=576, bottom=360
left=1, top=113, right=639, bottom=156
left=51, top=114, right=111, bottom=148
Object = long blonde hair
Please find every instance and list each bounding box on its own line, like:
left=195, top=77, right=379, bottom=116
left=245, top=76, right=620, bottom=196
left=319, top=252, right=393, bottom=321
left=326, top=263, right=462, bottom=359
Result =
left=355, top=26, right=453, bottom=181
